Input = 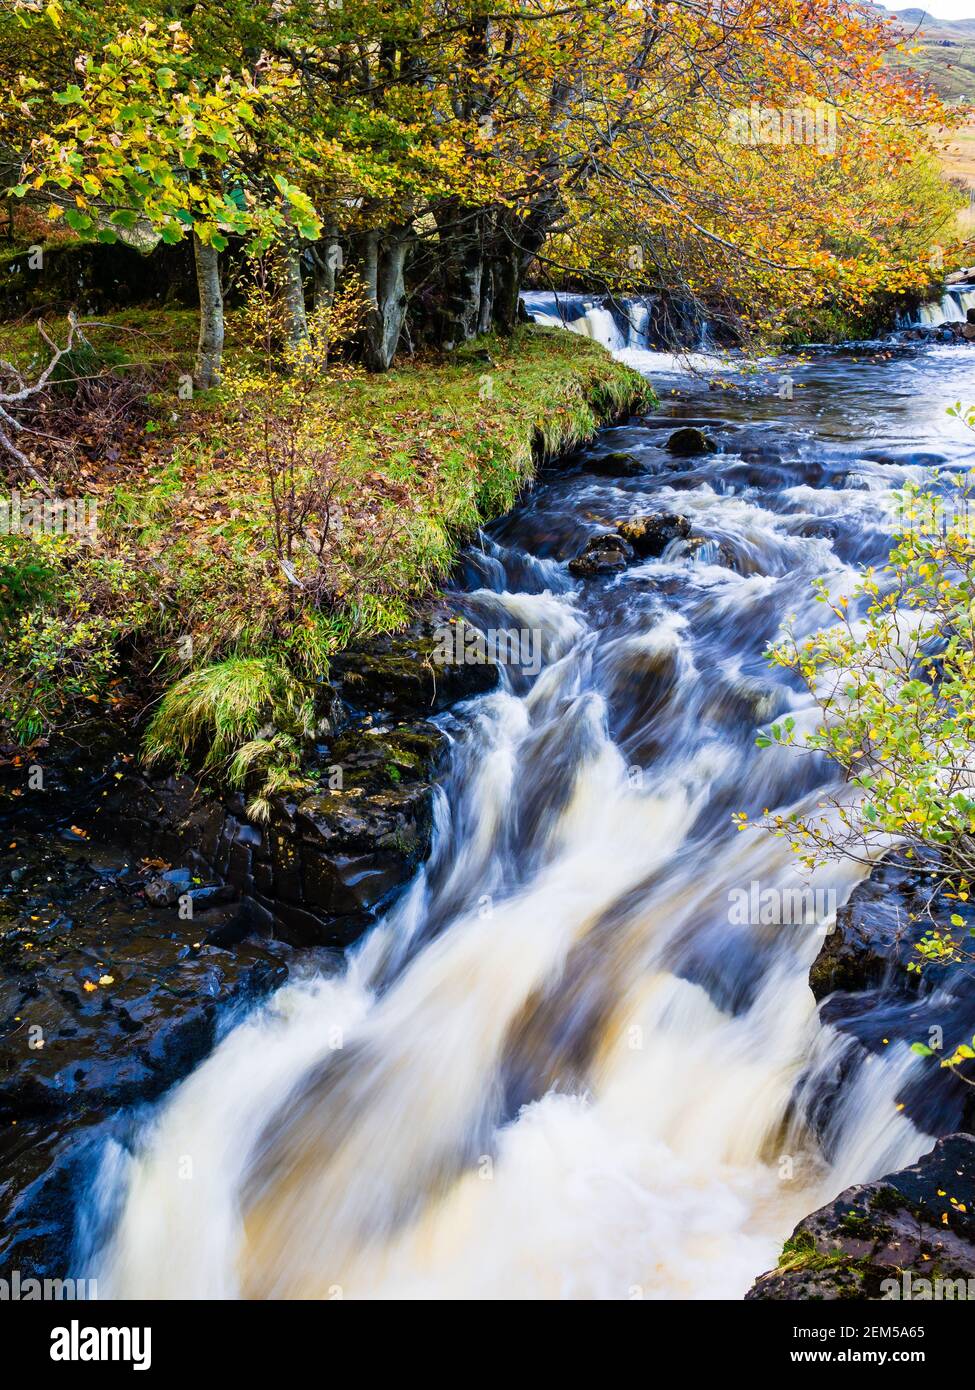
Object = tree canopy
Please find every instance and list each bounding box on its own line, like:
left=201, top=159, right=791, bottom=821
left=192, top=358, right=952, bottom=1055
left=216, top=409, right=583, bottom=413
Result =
left=0, top=0, right=963, bottom=372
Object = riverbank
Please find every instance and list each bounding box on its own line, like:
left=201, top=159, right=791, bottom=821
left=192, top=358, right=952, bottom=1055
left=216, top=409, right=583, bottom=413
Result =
left=0, top=318, right=653, bottom=792
left=6, top=311, right=975, bottom=1300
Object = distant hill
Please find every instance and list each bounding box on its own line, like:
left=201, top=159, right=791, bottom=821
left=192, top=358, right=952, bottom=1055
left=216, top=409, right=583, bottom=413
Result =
left=869, top=3, right=975, bottom=100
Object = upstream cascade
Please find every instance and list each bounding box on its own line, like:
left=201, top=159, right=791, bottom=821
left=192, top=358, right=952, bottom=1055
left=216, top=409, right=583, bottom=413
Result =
left=92, top=304, right=975, bottom=1299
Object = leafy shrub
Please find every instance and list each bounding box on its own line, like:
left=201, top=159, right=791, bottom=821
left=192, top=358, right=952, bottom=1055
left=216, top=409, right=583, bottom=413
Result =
left=0, top=532, right=150, bottom=742
left=756, top=478, right=975, bottom=884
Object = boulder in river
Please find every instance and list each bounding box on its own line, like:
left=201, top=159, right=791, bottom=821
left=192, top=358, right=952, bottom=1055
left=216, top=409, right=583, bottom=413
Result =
left=587, top=450, right=643, bottom=477
left=808, top=853, right=971, bottom=1002
left=666, top=426, right=716, bottom=456
left=568, top=533, right=634, bottom=578
left=683, top=534, right=736, bottom=568
left=747, top=1134, right=975, bottom=1299
left=616, top=512, right=691, bottom=557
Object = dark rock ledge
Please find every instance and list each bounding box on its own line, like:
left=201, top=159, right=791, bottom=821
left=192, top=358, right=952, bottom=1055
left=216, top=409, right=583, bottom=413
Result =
left=0, top=609, right=498, bottom=1277
left=747, top=1134, right=975, bottom=1300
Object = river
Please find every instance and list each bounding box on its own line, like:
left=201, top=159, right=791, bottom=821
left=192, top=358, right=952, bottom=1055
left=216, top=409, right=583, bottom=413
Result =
left=92, top=312, right=975, bottom=1299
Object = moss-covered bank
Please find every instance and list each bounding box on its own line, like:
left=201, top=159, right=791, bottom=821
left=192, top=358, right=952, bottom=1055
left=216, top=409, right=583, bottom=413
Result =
left=0, top=316, right=654, bottom=801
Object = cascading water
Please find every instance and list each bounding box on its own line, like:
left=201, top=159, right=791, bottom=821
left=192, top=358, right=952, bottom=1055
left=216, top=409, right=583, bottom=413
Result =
left=899, top=282, right=975, bottom=329
left=521, top=290, right=653, bottom=351
left=90, top=308, right=975, bottom=1300
left=521, top=288, right=714, bottom=358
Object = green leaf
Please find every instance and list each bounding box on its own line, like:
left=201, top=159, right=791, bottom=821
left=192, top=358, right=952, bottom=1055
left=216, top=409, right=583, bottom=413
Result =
left=64, top=208, right=93, bottom=232
left=911, top=1042, right=933, bottom=1057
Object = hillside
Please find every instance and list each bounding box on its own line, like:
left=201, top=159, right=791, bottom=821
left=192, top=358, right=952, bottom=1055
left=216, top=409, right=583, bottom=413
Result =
left=872, top=3, right=975, bottom=101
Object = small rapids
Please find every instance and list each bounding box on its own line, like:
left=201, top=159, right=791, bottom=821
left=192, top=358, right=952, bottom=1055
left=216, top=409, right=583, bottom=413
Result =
left=92, top=319, right=975, bottom=1300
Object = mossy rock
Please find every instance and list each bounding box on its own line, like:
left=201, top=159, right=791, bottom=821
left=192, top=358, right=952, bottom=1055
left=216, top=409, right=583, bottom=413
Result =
left=747, top=1134, right=975, bottom=1300
left=616, top=512, right=691, bottom=558
left=665, top=426, right=716, bottom=456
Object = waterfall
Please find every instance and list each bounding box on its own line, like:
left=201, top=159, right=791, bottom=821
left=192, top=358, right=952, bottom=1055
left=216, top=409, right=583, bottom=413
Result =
left=901, top=283, right=975, bottom=328
left=85, top=325, right=975, bottom=1302
left=521, top=289, right=722, bottom=375
left=521, top=290, right=655, bottom=350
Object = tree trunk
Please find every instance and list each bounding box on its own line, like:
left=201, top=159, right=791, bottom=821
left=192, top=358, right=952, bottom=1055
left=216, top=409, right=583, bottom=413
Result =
left=357, top=229, right=411, bottom=372
left=193, top=234, right=224, bottom=389
left=313, top=226, right=342, bottom=309
left=280, top=243, right=309, bottom=350
left=435, top=202, right=485, bottom=349
left=489, top=205, right=559, bottom=336
left=490, top=243, right=521, bottom=335
left=477, top=261, right=495, bottom=336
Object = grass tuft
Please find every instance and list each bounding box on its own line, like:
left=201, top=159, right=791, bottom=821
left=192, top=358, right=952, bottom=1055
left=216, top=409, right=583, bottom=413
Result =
left=143, top=657, right=313, bottom=779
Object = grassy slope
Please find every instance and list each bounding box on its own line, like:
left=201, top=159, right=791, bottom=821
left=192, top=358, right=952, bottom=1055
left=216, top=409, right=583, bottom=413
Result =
left=0, top=310, right=654, bottom=771
left=121, top=316, right=654, bottom=660
left=874, top=7, right=975, bottom=236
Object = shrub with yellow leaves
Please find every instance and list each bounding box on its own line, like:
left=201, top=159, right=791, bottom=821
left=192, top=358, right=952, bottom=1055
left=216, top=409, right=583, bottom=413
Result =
left=755, top=467, right=975, bottom=887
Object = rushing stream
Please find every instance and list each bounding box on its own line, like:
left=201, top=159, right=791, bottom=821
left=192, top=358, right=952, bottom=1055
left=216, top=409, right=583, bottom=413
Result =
left=91, top=321, right=975, bottom=1300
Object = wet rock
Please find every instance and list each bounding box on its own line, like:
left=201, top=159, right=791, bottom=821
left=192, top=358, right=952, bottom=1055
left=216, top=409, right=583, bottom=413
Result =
left=861, top=447, right=948, bottom=468
left=805, top=854, right=975, bottom=1143
left=683, top=535, right=736, bottom=568
left=808, top=855, right=959, bottom=1002
left=747, top=1134, right=975, bottom=1299
left=0, top=848, right=289, bottom=1122
left=328, top=616, right=499, bottom=719
left=568, top=533, right=634, bottom=578
left=588, top=450, right=643, bottom=477
left=616, top=512, right=691, bottom=558
left=666, top=426, right=716, bottom=456
left=243, top=719, right=447, bottom=948
left=143, top=867, right=192, bottom=906
left=793, top=518, right=841, bottom=541
left=0, top=838, right=291, bottom=1281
